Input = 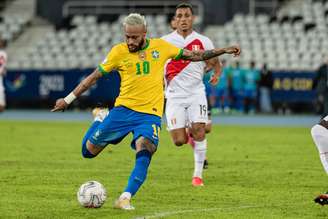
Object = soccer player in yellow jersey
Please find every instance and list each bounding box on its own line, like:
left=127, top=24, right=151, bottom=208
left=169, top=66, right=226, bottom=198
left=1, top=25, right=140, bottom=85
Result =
left=52, top=13, right=240, bottom=210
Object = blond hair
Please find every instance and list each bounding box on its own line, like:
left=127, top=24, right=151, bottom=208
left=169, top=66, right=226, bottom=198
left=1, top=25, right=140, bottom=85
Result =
left=123, top=13, right=147, bottom=28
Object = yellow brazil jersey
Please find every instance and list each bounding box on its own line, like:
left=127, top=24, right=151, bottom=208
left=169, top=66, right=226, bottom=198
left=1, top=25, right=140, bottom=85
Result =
left=98, top=38, right=183, bottom=117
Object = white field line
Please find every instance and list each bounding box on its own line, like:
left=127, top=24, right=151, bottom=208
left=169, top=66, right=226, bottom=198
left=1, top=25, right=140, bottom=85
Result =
left=134, top=205, right=263, bottom=219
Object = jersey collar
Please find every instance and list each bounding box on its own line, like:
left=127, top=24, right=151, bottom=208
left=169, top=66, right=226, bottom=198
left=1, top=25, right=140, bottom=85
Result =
left=175, top=30, right=195, bottom=40
left=140, top=38, right=150, bottom=51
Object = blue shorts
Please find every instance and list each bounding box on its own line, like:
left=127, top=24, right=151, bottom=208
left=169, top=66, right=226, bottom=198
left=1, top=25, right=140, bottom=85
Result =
left=89, top=106, right=161, bottom=149
left=216, top=88, right=229, bottom=98
left=244, top=89, right=257, bottom=98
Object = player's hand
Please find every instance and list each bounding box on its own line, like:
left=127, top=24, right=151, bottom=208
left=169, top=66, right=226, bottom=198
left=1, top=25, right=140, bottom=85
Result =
left=51, top=98, right=69, bottom=112
left=225, top=45, right=241, bottom=57
left=209, top=74, right=219, bottom=86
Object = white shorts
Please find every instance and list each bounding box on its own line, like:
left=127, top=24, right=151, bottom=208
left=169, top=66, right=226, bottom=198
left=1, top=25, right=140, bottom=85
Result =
left=165, top=93, right=208, bottom=130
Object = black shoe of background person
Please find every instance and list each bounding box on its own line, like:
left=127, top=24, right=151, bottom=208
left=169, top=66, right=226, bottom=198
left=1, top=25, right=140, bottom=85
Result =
left=203, top=159, right=209, bottom=169
left=314, top=193, right=328, bottom=206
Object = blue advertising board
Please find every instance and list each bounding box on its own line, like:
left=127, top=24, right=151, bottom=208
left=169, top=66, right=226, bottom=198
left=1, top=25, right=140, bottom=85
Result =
left=4, top=69, right=316, bottom=105
left=271, top=71, right=316, bottom=103
left=4, top=69, right=121, bottom=104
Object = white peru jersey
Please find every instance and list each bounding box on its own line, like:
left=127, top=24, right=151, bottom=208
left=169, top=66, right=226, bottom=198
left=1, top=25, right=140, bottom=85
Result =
left=161, top=30, right=214, bottom=98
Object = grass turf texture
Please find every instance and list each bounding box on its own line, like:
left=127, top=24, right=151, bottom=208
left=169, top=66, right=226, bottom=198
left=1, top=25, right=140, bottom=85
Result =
left=1, top=120, right=328, bottom=219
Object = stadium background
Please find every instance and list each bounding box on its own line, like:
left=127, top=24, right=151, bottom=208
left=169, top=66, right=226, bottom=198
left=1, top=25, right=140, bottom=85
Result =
left=0, top=0, right=324, bottom=114
left=1, top=1, right=328, bottom=218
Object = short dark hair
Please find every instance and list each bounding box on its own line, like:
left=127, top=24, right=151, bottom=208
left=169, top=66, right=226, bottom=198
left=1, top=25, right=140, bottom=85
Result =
left=176, top=3, right=193, bottom=14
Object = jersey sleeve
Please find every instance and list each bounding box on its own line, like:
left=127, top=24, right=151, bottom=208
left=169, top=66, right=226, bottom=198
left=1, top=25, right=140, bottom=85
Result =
left=98, top=45, right=119, bottom=75
left=160, top=39, right=183, bottom=60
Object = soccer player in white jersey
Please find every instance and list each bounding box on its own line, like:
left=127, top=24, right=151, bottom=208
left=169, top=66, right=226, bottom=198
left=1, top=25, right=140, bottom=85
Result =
left=162, top=3, right=224, bottom=186
left=0, top=40, right=7, bottom=112
left=311, top=116, right=328, bottom=205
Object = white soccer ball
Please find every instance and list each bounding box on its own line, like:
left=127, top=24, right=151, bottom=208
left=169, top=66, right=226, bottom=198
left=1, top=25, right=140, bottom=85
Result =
left=77, top=180, right=107, bottom=208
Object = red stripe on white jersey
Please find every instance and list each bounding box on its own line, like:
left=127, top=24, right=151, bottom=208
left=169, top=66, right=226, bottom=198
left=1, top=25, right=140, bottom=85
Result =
left=165, top=39, right=205, bottom=83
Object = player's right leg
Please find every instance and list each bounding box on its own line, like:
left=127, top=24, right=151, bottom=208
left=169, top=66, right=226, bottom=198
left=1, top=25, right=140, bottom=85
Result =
left=81, top=107, right=128, bottom=158
left=81, top=107, right=108, bottom=158
left=311, top=118, right=328, bottom=205
left=165, top=97, right=188, bottom=146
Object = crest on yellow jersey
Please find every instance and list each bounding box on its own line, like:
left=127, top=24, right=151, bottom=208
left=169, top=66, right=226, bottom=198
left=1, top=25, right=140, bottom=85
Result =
left=138, top=51, right=146, bottom=61
left=151, top=50, right=159, bottom=59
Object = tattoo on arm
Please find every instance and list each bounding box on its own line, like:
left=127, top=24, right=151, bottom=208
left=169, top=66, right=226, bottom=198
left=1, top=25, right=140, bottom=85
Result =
left=202, top=50, right=220, bottom=60
left=182, top=49, right=225, bottom=61
left=72, top=69, right=102, bottom=97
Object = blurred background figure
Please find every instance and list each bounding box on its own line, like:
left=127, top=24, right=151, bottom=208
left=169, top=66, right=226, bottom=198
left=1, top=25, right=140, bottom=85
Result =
left=214, top=59, right=230, bottom=114
left=243, top=61, right=259, bottom=114
left=258, top=63, right=273, bottom=113
left=314, top=57, right=328, bottom=117
left=203, top=68, right=216, bottom=114
left=229, top=61, right=245, bottom=113
left=169, top=15, right=177, bottom=30
left=0, top=39, right=7, bottom=112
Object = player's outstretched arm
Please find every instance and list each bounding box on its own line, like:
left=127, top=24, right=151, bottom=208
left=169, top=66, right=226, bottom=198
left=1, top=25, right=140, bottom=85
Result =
left=182, top=45, right=241, bottom=62
left=51, top=69, right=103, bottom=112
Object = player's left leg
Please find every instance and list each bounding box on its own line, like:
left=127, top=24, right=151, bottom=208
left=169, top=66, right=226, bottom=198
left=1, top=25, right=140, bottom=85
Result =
left=188, top=99, right=212, bottom=169
left=311, top=119, right=328, bottom=205
left=188, top=93, right=208, bottom=186
left=115, top=137, right=157, bottom=210
left=190, top=122, right=206, bottom=186
left=115, top=113, right=161, bottom=210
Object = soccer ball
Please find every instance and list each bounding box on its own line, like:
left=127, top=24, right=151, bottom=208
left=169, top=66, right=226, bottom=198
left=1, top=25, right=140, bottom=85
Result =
left=77, top=180, right=107, bottom=208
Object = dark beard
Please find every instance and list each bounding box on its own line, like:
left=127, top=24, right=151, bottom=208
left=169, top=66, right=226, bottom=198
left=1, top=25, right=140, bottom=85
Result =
left=128, top=38, right=145, bottom=53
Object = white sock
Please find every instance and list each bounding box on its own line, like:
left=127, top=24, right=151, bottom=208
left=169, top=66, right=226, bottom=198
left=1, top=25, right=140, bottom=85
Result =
left=119, top=192, right=131, bottom=200
left=311, top=124, right=328, bottom=174
left=193, top=139, right=207, bottom=178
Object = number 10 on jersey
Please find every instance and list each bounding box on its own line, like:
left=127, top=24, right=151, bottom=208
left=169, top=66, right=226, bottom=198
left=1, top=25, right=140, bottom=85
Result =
left=136, top=61, right=150, bottom=75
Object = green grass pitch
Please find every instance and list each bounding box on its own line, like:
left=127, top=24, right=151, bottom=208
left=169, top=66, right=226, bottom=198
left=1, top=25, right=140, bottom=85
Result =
left=1, top=120, right=328, bottom=218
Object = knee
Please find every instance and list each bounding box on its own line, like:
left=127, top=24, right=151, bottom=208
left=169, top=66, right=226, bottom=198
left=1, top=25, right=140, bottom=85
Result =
left=205, top=124, right=211, bottom=134
left=81, top=141, right=97, bottom=158
left=0, top=105, right=4, bottom=112
left=173, top=137, right=187, bottom=146
left=192, top=130, right=206, bottom=141
left=135, top=137, right=157, bottom=155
